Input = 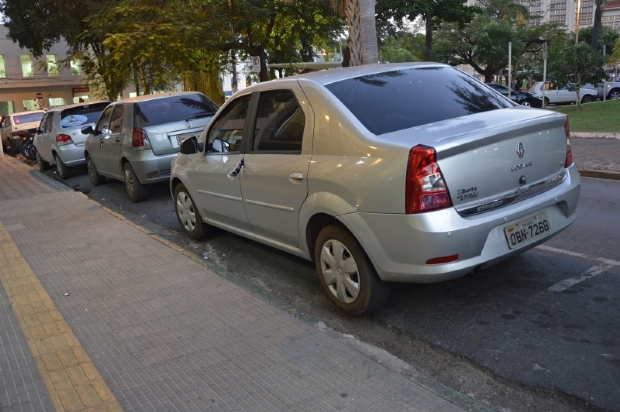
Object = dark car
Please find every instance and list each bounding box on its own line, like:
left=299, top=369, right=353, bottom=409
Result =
left=486, top=83, right=543, bottom=108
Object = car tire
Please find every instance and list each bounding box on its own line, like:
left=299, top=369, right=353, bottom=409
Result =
left=87, top=156, right=105, bottom=186
left=54, top=154, right=71, bottom=179
left=609, top=89, right=620, bottom=100
left=315, top=225, right=390, bottom=315
left=123, top=162, right=148, bottom=203
left=174, top=183, right=209, bottom=240
left=520, top=101, right=531, bottom=107
left=36, top=149, right=50, bottom=171
left=543, top=97, right=550, bottom=107
left=581, top=94, right=593, bottom=104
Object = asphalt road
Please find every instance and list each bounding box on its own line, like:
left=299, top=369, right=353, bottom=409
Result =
left=23, top=157, right=620, bottom=412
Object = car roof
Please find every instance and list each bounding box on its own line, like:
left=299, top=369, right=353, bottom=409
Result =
left=11, top=110, right=46, bottom=116
left=119, top=91, right=203, bottom=103
left=49, top=101, right=111, bottom=112
left=271, top=62, right=448, bottom=86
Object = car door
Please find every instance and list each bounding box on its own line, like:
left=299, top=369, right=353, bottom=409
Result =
left=35, top=112, right=55, bottom=161
left=544, top=82, right=560, bottom=103
left=88, top=105, right=114, bottom=174
left=102, top=105, right=126, bottom=177
left=186, top=94, right=252, bottom=231
left=240, top=88, right=312, bottom=247
left=557, top=85, right=575, bottom=103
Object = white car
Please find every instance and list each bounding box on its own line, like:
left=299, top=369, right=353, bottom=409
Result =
left=528, top=82, right=598, bottom=106
left=0, top=110, right=46, bottom=154
left=170, top=63, right=581, bottom=315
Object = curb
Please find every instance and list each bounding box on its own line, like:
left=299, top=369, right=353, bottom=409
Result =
left=578, top=169, right=620, bottom=180
left=571, top=133, right=620, bottom=139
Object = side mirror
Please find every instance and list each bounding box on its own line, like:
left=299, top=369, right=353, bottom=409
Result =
left=81, top=125, right=95, bottom=135
left=180, top=135, right=199, bottom=155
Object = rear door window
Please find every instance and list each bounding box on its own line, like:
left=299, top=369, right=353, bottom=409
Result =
left=96, top=106, right=114, bottom=134
left=39, top=113, right=54, bottom=133
left=60, top=102, right=110, bottom=128
left=325, top=66, right=514, bottom=135
left=251, top=90, right=305, bottom=153
left=133, top=93, right=218, bottom=128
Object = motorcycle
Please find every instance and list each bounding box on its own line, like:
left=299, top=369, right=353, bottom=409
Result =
left=15, top=133, right=37, bottom=161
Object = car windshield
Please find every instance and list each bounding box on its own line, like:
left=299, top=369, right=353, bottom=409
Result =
left=13, top=112, right=44, bottom=125
left=60, top=102, right=111, bottom=128
left=325, top=66, right=513, bottom=135
left=134, top=94, right=219, bottom=128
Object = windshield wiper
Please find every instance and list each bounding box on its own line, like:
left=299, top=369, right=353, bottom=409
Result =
left=186, top=111, right=217, bottom=121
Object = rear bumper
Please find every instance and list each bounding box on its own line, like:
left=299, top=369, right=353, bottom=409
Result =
left=56, top=144, right=86, bottom=166
left=339, top=165, right=581, bottom=283
left=126, top=151, right=176, bottom=184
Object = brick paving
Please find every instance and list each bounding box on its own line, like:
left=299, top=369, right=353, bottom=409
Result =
left=0, top=156, right=473, bottom=411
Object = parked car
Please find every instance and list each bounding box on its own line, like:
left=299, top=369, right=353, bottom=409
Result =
left=34, top=101, right=111, bottom=178
left=528, top=82, right=598, bottom=105
left=170, top=63, right=581, bottom=315
left=0, top=110, right=46, bottom=154
left=486, top=83, right=543, bottom=108
left=582, top=81, right=620, bottom=100
left=83, top=92, right=219, bottom=202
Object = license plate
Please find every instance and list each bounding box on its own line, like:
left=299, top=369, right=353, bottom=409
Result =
left=175, top=133, right=196, bottom=146
left=504, top=212, right=551, bottom=250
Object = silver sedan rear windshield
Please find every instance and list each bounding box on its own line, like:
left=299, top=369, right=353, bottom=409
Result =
left=325, top=67, right=513, bottom=135
left=134, top=94, right=219, bottom=128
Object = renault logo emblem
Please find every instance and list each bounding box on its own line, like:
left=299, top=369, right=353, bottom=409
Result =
left=516, top=142, right=525, bottom=158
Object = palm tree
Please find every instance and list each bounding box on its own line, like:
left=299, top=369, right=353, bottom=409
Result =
left=331, top=0, right=378, bottom=66
left=592, top=0, right=607, bottom=51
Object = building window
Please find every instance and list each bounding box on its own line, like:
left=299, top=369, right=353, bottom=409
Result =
left=20, top=55, right=33, bottom=77
left=47, top=54, right=59, bottom=76
left=0, top=55, right=6, bottom=78
left=49, top=97, right=65, bottom=108
left=70, top=59, right=81, bottom=75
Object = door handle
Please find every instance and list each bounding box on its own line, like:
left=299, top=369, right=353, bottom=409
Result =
left=289, top=172, right=304, bottom=184
left=227, top=159, right=244, bottom=177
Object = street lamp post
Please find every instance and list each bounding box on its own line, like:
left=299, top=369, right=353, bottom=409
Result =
left=575, top=0, right=583, bottom=44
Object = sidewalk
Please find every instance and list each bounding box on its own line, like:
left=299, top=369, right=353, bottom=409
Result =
left=0, top=155, right=484, bottom=411
left=571, top=134, right=620, bottom=180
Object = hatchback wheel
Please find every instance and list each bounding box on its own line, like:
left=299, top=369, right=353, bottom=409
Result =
left=55, top=154, right=71, bottom=179
left=581, top=94, right=593, bottom=104
left=87, top=156, right=105, bottom=186
left=174, top=184, right=208, bottom=240
left=124, top=162, right=148, bottom=203
left=609, top=90, right=620, bottom=100
left=520, top=101, right=531, bottom=107
left=36, top=150, right=50, bottom=171
left=315, top=226, right=390, bottom=315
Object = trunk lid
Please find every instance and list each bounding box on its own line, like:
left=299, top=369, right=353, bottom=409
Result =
left=143, top=118, right=213, bottom=155
left=384, top=107, right=569, bottom=216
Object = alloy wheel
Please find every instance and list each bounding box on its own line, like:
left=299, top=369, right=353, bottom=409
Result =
left=176, top=191, right=197, bottom=232
left=124, top=167, right=135, bottom=199
left=319, top=239, right=360, bottom=304
left=521, top=101, right=531, bottom=106
left=88, top=159, right=97, bottom=182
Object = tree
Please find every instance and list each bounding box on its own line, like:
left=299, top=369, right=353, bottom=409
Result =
left=549, top=41, right=606, bottom=109
left=591, top=0, right=607, bottom=51
left=579, top=25, right=619, bottom=55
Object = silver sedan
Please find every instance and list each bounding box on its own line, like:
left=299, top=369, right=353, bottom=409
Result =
left=171, top=63, right=581, bottom=315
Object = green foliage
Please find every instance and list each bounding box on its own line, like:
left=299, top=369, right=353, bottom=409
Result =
left=548, top=40, right=606, bottom=109
left=578, top=26, right=619, bottom=55
left=380, top=32, right=424, bottom=62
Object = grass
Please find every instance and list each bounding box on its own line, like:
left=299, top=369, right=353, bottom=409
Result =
left=548, top=99, right=620, bottom=133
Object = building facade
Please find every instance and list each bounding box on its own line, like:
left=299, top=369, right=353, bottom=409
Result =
left=0, top=25, right=99, bottom=116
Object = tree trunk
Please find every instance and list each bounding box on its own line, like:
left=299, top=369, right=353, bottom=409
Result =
left=592, top=0, right=605, bottom=51
left=360, top=0, right=378, bottom=64
left=425, top=19, right=433, bottom=61
left=231, top=49, right=238, bottom=93
left=345, top=0, right=363, bottom=66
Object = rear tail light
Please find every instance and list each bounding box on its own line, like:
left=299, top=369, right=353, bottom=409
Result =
left=132, top=127, right=152, bottom=151
left=405, top=145, right=453, bottom=213
left=563, top=118, right=573, bottom=168
left=426, top=254, right=459, bottom=265
left=56, top=134, right=73, bottom=146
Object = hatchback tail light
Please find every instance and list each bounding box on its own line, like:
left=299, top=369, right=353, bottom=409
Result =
left=132, top=127, right=151, bottom=151
left=563, top=118, right=573, bottom=168
left=56, top=134, right=73, bottom=146
left=405, top=145, right=453, bottom=213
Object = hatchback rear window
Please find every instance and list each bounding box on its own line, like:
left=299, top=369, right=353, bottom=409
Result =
left=13, top=112, right=44, bottom=125
left=325, top=66, right=514, bottom=135
left=133, top=93, right=219, bottom=128
left=60, top=102, right=111, bottom=128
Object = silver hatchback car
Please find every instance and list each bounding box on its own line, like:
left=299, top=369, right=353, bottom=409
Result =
left=171, top=63, right=581, bottom=315
left=83, top=92, right=218, bottom=202
left=34, top=101, right=111, bottom=178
